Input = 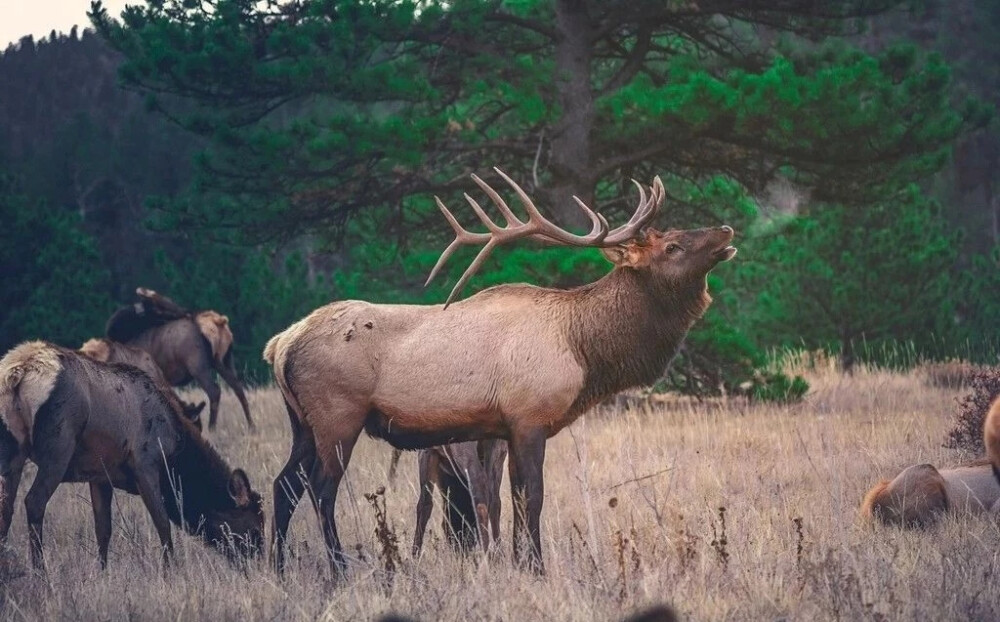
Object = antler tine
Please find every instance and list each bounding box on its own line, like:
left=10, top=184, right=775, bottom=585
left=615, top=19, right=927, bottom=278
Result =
left=603, top=176, right=664, bottom=244
left=463, top=193, right=506, bottom=234
left=572, top=196, right=611, bottom=241
left=493, top=167, right=608, bottom=245
left=425, top=196, right=490, bottom=286
left=471, top=173, right=524, bottom=227
left=428, top=170, right=664, bottom=307
left=442, top=239, right=500, bottom=309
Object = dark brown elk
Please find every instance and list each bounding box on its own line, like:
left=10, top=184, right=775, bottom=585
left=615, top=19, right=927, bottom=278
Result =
left=0, top=341, right=264, bottom=570
left=79, top=338, right=206, bottom=429
left=264, top=169, right=736, bottom=573
left=106, top=288, right=254, bottom=430
left=412, top=439, right=507, bottom=556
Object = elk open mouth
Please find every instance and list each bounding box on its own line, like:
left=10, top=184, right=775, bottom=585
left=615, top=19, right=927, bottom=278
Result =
left=713, top=245, right=738, bottom=262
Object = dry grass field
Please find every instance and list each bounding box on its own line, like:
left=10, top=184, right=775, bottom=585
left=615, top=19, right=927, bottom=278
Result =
left=2, top=358, right=999, bottom=621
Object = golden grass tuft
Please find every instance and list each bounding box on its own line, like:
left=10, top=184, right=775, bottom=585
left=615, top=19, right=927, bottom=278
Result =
left=1, top=363, right=998, bottom=620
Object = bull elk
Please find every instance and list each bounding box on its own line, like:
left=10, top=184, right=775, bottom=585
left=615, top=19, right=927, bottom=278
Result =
left=265, top=169, right=736, bottom=573
left=0, top=341, right=264, bottom=570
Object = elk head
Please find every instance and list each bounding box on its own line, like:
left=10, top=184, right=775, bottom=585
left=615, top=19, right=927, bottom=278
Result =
left=600, top=226, right=737, bottom=285
left=426, top=168, right=736, bottom=305
left=202, top=469, right=265, bottom=559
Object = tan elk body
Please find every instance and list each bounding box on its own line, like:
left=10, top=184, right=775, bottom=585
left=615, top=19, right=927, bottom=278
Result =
left=265, top=169, right=736, bottom=572
left=861, top=397, right=1000, bottom=526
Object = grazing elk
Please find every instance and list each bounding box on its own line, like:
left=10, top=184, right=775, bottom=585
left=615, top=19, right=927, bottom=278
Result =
left=265, top=169, right=736, bottom=573
left=79, top=338, right=206, bottom=429
left=106, top=288, right=254, bottom=430
left=412, top=439, right=507, bottom=556
left=0, top=341, right=264, bottom=570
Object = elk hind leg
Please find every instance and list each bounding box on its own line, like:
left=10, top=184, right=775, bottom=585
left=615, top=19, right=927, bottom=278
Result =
left=0, top=429, right=25, bottom=543
left=23, top=453, right=74, bottom=571
left=214, top=351, right=254, bottom=430
left=271, top=404, right=317, bottom=573
left=308, top=404, right=365, bottom=576
left=23, top=410, right=80, bottom=571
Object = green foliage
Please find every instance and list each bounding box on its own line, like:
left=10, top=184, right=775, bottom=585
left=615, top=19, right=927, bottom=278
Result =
left=749, top=372, right=811, bottom=404
left=737, top=186, right=960, bottom=369
left=955, top=247, right=1000, bottom=360
left=151, top=239, right=334, bottom=384
left=61, top=0, right=997, bottom=400
left=90, top=0, right=987, bottom=241
left=0, top=174, right=113, bottom=352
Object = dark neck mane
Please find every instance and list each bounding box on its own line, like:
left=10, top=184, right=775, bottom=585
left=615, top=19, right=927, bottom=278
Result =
left=566, top=267, right=711, bottom=413
left=160, top=418, right=236, bottom=535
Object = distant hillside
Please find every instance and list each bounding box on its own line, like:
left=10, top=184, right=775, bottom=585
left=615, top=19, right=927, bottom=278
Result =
left=0, top=27, right=200, bottom=300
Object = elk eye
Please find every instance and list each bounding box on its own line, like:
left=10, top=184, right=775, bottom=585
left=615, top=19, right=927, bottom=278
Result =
left=665, top=243, right=682, bottom=254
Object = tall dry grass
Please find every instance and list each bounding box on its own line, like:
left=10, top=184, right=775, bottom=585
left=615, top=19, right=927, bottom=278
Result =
left=1, top=362, right=998, bottom=621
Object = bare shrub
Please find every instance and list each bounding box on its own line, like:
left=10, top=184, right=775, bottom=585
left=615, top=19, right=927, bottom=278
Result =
left=364, top=486, right=401, bottom=588
left=944, top=366, right=1000, bottom=453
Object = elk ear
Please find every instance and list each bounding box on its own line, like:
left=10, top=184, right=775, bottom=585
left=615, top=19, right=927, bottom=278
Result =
left=229, top=469, right=252, bottom=507
left=600, top=243, right=651, bottom=268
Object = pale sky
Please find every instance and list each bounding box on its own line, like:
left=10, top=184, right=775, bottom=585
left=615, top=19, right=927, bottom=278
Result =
left=1, top=0, right=130, bottom=48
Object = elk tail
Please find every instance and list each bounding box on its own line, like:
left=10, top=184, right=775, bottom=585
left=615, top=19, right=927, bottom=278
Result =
left=985, top=395, right=1000, bottom=486
left=263, top=328, right=306, bottom=425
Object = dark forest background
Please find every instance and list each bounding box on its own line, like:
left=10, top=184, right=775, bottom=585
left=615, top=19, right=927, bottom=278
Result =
left=1, top=0, right=998, bottom=394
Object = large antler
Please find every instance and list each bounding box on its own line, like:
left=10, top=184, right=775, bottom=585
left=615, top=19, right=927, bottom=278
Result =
left=427, top=167, right=664, bottom=308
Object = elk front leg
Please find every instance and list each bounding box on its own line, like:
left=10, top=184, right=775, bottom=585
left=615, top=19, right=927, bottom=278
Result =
left=508, top=428, right=547, bottom=573
left=192, top=366, right=223, bottom=430
left=482, top=439, right=508, bottom=545
left=90, top=482, right=114, bottom=568
left=133, top=469, right=174, bottom=566
left=387, top=448, right=403, bottom=487
left=460, top=445, right=494, bottom=551
left=412, top=450, right=439, bottom=557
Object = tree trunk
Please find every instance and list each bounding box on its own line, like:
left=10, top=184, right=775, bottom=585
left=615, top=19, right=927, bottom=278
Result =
left=839, top=333, right=856, bottom=375
left=544, top=0, right=595, bottom=229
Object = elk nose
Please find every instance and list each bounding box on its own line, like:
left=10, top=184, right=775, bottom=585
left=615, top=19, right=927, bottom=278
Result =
left=719, top=225, right=733, bottom=234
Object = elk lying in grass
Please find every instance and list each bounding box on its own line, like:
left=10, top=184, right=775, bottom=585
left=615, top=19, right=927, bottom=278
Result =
left=861, top=397, right=1000, bottom=526
left=265, top=168, right=736, bottom=573
left=412, top=439, right=507, bottom=556
left=106, top=288, right=254, bottom=430
left=860, top=461, right=1000, bottom=526
left=0, top=341, right=264, bottom=569
left=861, top=397, right=1000, bottom=527
left=79, top=338, right=206, bottom=429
